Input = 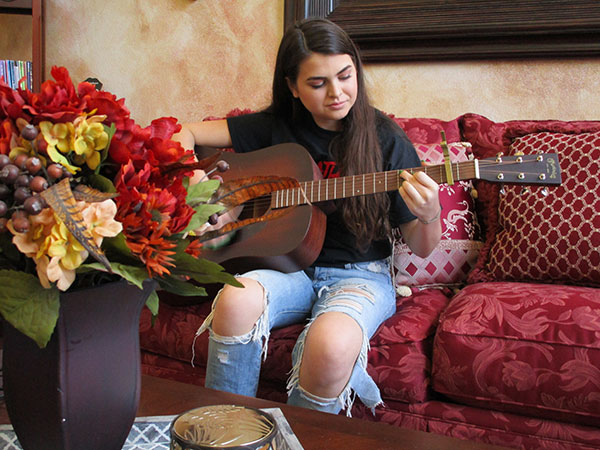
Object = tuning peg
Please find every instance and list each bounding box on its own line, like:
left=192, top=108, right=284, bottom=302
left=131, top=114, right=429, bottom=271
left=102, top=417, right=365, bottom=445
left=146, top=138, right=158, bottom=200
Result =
left=499, top=184, right=506, bottom=195
left=216, top=160, right=230, bottom=172
left=202, top=160, right=230, bottom=181
left=514, top=151, right=525, bottom=156
left=541, top=187, right=549, bottom=196
left=496, top=153, right=503, bottom=163
left=521, top=187, right=530, bottom=196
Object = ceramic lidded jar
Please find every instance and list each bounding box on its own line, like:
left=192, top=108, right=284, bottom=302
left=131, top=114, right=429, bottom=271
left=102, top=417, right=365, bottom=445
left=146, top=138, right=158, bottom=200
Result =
left=170, top=405, right=278, bottom=450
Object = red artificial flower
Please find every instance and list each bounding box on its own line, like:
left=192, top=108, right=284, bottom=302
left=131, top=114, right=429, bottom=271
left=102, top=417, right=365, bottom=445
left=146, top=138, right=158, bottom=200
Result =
left=22, top=66, right=85, bottom=123
left=78, top=82, right=133, bottom=139
left=0, top=82, right=30, bottom=122
left=113, top=159, right=195, bottom=276
left=184, top=238, right=203, bottom=258
left=0, top=119, right=17, bottom=155
left=124, top=222, right=178, bottom=278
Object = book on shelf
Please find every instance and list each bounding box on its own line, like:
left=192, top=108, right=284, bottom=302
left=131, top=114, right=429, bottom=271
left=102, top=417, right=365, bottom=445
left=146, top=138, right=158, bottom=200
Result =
left=0, top=60, right=33, bottom=90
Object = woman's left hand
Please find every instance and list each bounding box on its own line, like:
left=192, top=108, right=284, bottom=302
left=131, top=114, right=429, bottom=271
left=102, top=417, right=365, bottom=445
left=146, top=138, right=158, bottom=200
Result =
left=397, top=169, right=440, bottom=224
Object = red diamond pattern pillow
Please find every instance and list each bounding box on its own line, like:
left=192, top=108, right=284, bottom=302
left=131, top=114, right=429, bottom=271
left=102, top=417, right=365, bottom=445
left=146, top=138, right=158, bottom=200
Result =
left=475, top=131, right=600, bottom=285
left=393, top=142, right=482, bottom=288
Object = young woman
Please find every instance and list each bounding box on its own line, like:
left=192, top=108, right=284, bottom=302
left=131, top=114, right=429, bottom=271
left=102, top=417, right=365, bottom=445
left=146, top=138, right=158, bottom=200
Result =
left=174, top=18, right=441, bottom=415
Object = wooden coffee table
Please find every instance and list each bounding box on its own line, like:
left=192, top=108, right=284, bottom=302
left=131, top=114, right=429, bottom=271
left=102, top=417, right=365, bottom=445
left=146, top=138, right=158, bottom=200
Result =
left=137, top=375, right=507, bottom=450
left=0, top=374, right=507, bottom=449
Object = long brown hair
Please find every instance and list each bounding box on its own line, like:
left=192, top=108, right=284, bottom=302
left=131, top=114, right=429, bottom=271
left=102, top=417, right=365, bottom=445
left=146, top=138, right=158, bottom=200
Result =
left=269, top=18, right=390, bottom=250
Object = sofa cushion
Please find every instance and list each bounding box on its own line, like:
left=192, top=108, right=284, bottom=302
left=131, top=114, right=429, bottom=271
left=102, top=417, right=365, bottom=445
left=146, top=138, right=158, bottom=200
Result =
left=352, top=398, right=600, bottom=450
left=432, top=281, right=600, bottom=427
left=393, top=141, right=482, bottom=288
left=368, top=288, right=451, bottom=404
left=481, top=131, right=600, bottom=285
left=460, top=114, right=600, bottom=287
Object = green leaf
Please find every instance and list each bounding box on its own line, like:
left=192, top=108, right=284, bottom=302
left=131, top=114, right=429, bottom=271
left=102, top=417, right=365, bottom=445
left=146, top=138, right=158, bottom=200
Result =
left=0, top=270, right=60, bottom=348
left=145, top=290, right=159, bottom=316
left=184, top=204, right=224, bottom=234
left=157, top=275, right=208, bottom=297
left=187, top=179, right=220, bottom=204
left=171, top=251, right=242, bottom=288
left=79, top=262, right=148, bottom=289
left=100, top=123, right=117, bottom=168
left=102, top=234, right=139, bottom=264
left=87, top=173, right=117, bottom=193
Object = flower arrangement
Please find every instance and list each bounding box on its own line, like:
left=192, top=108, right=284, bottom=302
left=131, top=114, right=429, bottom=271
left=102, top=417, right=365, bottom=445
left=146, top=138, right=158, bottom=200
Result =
left=0, top=66, right=238, bottom=348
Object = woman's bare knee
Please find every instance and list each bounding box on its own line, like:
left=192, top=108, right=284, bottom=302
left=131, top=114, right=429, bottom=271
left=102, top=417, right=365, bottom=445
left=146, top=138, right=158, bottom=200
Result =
left=299, top=312, right=362, bottom=397
left=212, top=277, right=265, bottom=336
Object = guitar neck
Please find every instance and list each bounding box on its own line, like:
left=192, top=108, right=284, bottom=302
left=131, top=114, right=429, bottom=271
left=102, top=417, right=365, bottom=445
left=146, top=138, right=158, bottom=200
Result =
left=272, top=160, right=479, bottom=208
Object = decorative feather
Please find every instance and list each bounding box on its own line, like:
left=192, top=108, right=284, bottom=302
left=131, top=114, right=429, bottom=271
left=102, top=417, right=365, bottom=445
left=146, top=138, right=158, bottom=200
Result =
left=163, top=152, right=222, bottom=176
left=212, top=176, right=300, bottom=208
left=72, top=185, right=118, bottom=202
left=197, top=207, right=293, bottom=242
left=40, top=179, right=112, bottom=272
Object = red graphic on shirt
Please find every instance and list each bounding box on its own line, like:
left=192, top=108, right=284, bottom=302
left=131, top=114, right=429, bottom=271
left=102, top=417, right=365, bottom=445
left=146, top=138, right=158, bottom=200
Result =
left=318, top=161, right=340, bottom=179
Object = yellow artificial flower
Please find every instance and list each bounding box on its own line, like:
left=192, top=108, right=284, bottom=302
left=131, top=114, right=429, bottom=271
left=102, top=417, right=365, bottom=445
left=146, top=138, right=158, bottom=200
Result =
left=9, top=208, right=55, bottom=256
left=45, top=256, right=77, bottom=292
left=39, top=120, right=79, bottom=174
left=39, top=121, right=73, bottom=153
left=73, top=115, right=109, bottom=170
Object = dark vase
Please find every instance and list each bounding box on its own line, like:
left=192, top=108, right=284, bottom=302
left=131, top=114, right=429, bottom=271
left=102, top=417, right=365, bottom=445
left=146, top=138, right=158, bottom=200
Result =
left=2, top=279, right=156, bottom=450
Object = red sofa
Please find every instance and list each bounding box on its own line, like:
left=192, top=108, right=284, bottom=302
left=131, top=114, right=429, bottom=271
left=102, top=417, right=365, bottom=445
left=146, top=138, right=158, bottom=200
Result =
left=139, top=113, right=600, bottom=450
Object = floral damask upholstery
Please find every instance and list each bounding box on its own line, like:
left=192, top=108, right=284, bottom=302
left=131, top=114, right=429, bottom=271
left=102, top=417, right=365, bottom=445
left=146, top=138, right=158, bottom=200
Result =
left=432, top=282, right=600, bottom=427
left=140, top=114, right=600, bottom=450
left=352, top=398, right=600, bottom=450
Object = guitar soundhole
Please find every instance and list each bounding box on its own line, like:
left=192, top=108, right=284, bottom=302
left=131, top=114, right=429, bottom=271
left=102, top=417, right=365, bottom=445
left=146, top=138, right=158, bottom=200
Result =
left=239, top=195, right=271, bottom=220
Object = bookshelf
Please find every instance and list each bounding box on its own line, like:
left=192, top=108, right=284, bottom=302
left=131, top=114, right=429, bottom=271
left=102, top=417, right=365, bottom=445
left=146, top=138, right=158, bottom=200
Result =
left=0, top=0, right=44, bottom=91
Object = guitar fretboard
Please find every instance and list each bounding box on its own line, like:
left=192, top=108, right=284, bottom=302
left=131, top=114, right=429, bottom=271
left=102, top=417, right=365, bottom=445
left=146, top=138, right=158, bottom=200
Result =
left=272, top=160, right=479, bottom=208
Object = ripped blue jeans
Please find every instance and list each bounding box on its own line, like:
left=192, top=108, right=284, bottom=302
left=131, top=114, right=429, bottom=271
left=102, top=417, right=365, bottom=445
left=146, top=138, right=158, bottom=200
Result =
left=196, top=258, right=396, bottom=416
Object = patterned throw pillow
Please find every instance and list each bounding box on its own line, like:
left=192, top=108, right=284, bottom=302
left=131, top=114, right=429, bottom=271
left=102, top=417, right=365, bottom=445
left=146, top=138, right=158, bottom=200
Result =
left=393, top=142, right=482, bottom=288
left=471, top=131, right=600, bottom=286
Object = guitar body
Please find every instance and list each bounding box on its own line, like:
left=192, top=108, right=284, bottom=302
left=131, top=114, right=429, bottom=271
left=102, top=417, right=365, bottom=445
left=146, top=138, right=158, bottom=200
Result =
left=198, top=144, right=327, bottom=273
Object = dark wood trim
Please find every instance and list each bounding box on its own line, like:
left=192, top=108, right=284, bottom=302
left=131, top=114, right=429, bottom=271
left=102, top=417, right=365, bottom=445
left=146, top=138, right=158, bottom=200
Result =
left=284, top=0, right=600, bottom=61
left=31, top=0, right=43, bottom=91
left=0, top=0, right=32, bottom=14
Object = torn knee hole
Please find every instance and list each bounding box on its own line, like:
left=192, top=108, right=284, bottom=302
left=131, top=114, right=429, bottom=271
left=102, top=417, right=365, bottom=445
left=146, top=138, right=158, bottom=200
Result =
left=325, top=287, right=374, bottom=309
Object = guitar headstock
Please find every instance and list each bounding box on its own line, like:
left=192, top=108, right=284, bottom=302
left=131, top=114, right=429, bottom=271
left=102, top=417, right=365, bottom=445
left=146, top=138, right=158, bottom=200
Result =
left=477, top=153, right=562, bottom=185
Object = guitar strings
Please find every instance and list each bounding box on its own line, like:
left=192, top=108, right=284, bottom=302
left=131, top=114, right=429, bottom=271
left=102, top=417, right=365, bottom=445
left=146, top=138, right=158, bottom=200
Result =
left=214, top=159, right=543, bottom=215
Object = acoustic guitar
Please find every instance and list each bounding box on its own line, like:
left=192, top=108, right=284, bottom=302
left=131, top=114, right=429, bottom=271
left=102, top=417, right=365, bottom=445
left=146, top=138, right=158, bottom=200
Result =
left=196, top=143, right=561, bottom=274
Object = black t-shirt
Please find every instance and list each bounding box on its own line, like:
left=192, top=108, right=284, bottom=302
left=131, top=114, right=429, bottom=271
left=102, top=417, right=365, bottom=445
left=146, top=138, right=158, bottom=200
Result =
left=226, top=109, right=420, bottom=266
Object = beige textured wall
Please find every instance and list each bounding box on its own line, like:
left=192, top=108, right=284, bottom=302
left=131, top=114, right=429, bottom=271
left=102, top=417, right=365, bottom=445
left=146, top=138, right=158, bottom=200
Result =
left=2, top=2, right=600, bottom=126
left=0, top=13, right=32, bottom=60
left=44, top=0, right=284, bottom=126
left=367, top=59, right=600, bottom=122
